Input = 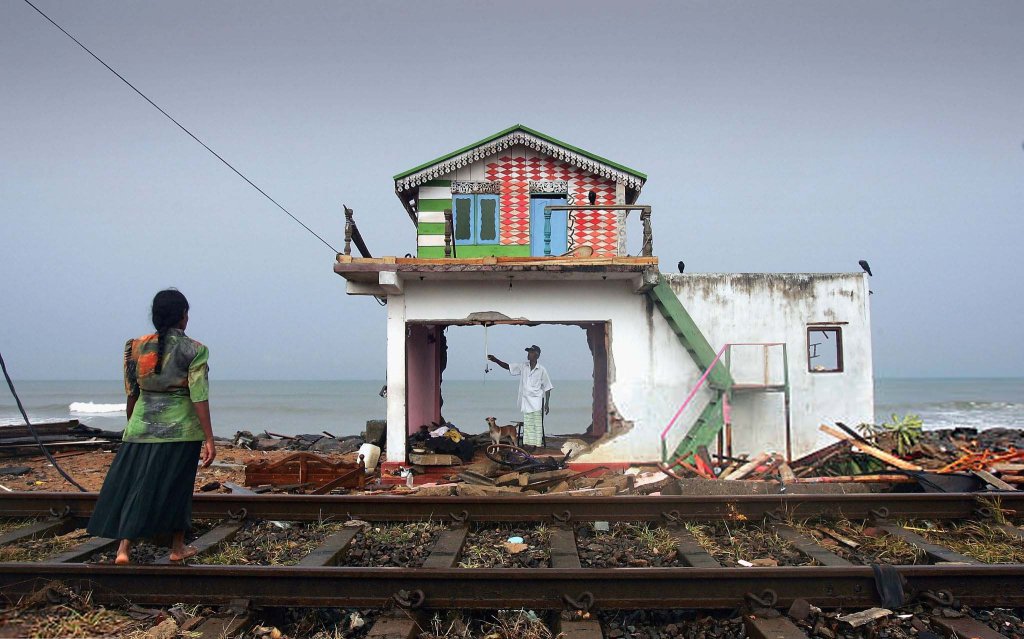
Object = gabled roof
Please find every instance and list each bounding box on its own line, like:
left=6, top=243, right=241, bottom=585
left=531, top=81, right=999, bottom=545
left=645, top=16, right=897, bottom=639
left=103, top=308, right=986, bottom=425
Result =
left=393, top=124, right=647, bottom=192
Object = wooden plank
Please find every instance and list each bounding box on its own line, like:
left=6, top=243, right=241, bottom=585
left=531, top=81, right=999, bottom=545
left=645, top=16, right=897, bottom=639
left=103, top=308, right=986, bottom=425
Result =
left=973, top=470, right=1017, bottom=491
left=408, top=453, right=460, bottom=466
left=992, top=463, right=1024, bottom=473
left=0, top=518, right=74, bottom=546
left=296, top=527, right=361, bottom=567
left=548, top=528, right=604, bottom=638
left=838, top=608, right=892, bottom=628
left=745, top=614, right=810, bottom=639
left=421, top=526, right=469, bottom=568
left=726, top=453, right=771, bottom=481
left=773, top=524, right=853, bottom=567
left=878, top=524, right=980, bottom=564
left=668, top=525, right=722, bottom=568
left=931, top=615, right=1011, bottom=639
left=194, top=613, right=253, bottom=639
left=815, top=525, right=860, bottom=549
left=154, top=520, right=245, bottom=564
left=819, top=424, right=922, bottom=471
left=366, top=611, right=426, bottom=639
left=49, top=536, right=119, bottom=563
left=557, top=618, right=605, bottom=639
left=549, top=527, right=581, bottom=569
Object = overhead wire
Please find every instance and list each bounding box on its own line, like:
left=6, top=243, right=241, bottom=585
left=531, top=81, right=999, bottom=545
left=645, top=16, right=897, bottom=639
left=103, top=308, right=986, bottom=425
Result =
left=20, top=0, right=340, bottom=254
left=0, top=351, right=87, bottom=492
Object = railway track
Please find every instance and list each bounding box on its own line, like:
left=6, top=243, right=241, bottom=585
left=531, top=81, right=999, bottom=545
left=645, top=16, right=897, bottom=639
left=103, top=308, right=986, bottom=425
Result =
left=0, top=492, right=1022, bottom=638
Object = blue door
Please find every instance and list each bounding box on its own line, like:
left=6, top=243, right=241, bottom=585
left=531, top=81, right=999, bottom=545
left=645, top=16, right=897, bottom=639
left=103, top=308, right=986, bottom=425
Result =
left=530, top=196, right=568, bottom=256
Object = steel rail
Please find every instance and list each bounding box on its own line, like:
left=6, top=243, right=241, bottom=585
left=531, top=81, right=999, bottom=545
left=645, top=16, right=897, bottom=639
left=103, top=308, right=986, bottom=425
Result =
left=0, top=564, right=1022, bottom=609
left=0, top=492, right=1018, bottom=522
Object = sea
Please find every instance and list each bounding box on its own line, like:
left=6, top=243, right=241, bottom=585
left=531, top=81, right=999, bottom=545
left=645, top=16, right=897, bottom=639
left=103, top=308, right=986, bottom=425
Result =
left=1, top=378, right=1022, bottom=439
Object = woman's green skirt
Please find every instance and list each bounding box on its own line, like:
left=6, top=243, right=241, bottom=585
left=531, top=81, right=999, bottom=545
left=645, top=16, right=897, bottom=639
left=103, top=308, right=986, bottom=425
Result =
left=87, top=441, right=202, bottom=539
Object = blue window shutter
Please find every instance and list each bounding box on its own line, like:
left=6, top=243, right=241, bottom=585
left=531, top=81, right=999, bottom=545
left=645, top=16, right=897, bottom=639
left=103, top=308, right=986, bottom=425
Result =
left=452, top=195, right=475, bottom=245
left=476, top=194, right=500, bottom=244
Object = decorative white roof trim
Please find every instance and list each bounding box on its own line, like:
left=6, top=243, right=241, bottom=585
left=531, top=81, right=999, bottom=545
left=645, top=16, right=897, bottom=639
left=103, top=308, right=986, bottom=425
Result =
left=395, top=132, right=646, bottom=192
left=451, top=180, right=501, bottom=194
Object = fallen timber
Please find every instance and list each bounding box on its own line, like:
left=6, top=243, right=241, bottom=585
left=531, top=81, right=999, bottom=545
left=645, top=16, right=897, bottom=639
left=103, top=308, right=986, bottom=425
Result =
left=0, top=492, right=1023, bottom=614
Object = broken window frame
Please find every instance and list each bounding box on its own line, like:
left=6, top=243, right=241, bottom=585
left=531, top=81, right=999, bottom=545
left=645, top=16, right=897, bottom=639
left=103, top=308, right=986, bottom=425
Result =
left=806, top=326, right=844, bottom=373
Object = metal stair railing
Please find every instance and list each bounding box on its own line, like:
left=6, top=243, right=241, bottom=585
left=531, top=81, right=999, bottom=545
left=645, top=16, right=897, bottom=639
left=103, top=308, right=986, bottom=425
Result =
left=660, top=342, right=792, bottom=468
left=659, top=344, right=729, bottom=464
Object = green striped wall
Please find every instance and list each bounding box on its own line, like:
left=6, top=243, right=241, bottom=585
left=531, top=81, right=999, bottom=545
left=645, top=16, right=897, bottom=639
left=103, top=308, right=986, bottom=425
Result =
left=417, top=245, right=531, bottom=259
left=418, top=198, right=453, bottom=212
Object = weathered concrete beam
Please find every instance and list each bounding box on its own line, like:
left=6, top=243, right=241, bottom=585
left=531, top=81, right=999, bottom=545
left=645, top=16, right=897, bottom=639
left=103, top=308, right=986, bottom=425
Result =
left=346, top=281, right=386, bottom=296
left=379, top=271, right=404, bottom=295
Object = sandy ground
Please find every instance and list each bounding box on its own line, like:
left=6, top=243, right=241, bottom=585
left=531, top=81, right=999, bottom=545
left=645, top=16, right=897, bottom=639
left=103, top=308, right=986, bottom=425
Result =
left=0, top=445, right=361, bottom=493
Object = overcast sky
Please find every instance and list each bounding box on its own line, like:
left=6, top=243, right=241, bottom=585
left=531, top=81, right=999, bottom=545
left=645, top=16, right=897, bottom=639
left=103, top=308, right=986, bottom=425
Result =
left=1, top=1, right=1022, bottom=381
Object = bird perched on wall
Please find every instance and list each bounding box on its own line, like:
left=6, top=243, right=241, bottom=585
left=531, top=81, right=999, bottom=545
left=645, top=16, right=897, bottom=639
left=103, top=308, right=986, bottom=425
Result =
left=677, top=261, right=685, bottom=273
left=588, top=190, right=597, bottom=205
left=858, top=260, right=873, bottom=276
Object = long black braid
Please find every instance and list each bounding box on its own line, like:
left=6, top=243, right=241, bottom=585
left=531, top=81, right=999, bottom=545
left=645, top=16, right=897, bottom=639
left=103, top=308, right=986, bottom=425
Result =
left=150, top=289, right=189, bottom=375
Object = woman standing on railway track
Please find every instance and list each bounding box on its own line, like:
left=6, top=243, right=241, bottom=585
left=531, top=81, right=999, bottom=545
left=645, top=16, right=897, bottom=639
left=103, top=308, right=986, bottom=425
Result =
left=87, top=289, right=216, bottom=565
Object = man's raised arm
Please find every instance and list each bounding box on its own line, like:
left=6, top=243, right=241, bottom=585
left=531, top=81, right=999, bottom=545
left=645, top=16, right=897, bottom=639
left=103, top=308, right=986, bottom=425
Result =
left=487, top=354, right=510, bottom=371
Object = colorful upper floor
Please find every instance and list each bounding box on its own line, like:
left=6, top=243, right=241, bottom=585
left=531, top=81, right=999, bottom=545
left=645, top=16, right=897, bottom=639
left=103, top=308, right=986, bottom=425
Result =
left=394, top=125, right=647, bottom=258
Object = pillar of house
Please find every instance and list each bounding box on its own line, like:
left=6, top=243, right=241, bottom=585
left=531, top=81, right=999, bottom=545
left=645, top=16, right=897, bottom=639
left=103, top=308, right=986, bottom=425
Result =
left=385, top=296, right=407, bottom=463
left=587, top=323, right=609, bottom=437
left=615, top=181, right=627, bottom=256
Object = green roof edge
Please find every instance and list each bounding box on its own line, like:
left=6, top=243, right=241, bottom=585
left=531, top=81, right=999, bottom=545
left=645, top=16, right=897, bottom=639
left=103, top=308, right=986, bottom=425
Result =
left=393, top=124, right=648, bottom=182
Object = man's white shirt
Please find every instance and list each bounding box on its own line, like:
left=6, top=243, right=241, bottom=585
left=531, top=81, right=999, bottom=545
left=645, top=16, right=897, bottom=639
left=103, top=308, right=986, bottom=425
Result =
left=508, top=362, right=554, bottom=413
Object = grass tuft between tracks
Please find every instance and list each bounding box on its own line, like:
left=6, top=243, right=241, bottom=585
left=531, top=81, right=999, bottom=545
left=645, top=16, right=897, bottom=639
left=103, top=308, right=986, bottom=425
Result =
left=0, top=518, right=40, bottom=536
left=420, top=609, right=553, bottom=639
left=0, top=529, right=89, bottom=562
left=919, top=521, right=1024, bottom=564
left=684, top=521, right=809, bottom=566
left=0, top=581, right=145, bottom=638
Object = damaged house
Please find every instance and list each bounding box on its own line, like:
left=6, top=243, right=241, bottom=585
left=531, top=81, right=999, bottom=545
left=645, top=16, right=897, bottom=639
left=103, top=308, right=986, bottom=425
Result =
left=334, top=125, right=874, bottom=475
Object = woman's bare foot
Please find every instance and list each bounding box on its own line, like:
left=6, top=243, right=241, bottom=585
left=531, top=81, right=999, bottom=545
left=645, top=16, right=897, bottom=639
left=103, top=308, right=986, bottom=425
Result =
left=169, top=545, right=198, bottom=562
left=115, top=539, right=132, bottom=565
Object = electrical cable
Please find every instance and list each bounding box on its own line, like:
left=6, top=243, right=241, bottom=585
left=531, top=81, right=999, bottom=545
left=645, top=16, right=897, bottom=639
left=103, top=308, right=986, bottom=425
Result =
left=20, top=0, right=339, bottom=254
left=0, top=351, right=87, bottom=492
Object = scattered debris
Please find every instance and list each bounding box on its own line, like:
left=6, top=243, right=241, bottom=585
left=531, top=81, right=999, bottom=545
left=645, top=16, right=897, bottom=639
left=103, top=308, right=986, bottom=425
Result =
left=244, top=452, right=366, bottom=493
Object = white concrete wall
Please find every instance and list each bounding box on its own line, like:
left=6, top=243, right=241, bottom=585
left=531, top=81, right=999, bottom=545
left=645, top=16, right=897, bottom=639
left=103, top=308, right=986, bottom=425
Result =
left=665, top=273, right=874, bottom=460
left=382, top=273, right=873, bottom=463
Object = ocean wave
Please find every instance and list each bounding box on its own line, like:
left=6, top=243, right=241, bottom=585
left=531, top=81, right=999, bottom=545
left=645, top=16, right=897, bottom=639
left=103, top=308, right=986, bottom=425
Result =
left=69, top=402, right=125, bottom=414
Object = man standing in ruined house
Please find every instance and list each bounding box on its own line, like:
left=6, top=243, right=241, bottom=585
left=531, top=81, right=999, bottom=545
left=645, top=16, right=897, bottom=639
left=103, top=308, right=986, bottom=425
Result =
left=488, top=345, right=553, bottom=449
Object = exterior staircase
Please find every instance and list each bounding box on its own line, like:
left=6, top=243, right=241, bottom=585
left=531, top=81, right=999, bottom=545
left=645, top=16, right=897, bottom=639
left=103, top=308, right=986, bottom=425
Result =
left=646, top=277, right=734, bottom=469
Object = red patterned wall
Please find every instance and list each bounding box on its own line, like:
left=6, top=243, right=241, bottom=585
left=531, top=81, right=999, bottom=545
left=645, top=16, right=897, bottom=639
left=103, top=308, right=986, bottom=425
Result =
left=484, top=156, right=619, bottom=256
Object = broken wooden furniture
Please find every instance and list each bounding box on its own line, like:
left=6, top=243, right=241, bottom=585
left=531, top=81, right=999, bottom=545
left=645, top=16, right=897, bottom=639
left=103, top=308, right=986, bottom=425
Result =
left=244, top=452, right=366, bottom=494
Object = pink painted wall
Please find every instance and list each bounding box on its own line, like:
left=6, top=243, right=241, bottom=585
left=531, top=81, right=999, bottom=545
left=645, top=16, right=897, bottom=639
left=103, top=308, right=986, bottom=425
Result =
left=484, top=155, right=619, bottom=255
left=405, top=325, right=441, bottom=434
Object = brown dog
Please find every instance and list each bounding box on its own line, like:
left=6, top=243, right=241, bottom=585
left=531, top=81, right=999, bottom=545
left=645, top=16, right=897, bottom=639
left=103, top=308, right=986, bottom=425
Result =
left=486, top=417, right=519, bottom=447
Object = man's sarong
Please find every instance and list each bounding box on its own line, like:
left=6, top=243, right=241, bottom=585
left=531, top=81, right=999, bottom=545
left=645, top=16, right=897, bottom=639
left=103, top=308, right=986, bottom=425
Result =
left=522, top=410, right=543, bottom=446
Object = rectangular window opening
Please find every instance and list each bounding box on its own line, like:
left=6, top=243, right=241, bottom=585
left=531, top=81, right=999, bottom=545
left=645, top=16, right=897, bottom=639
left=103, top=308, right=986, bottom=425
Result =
left=807, top=326, right=843, bottom=373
